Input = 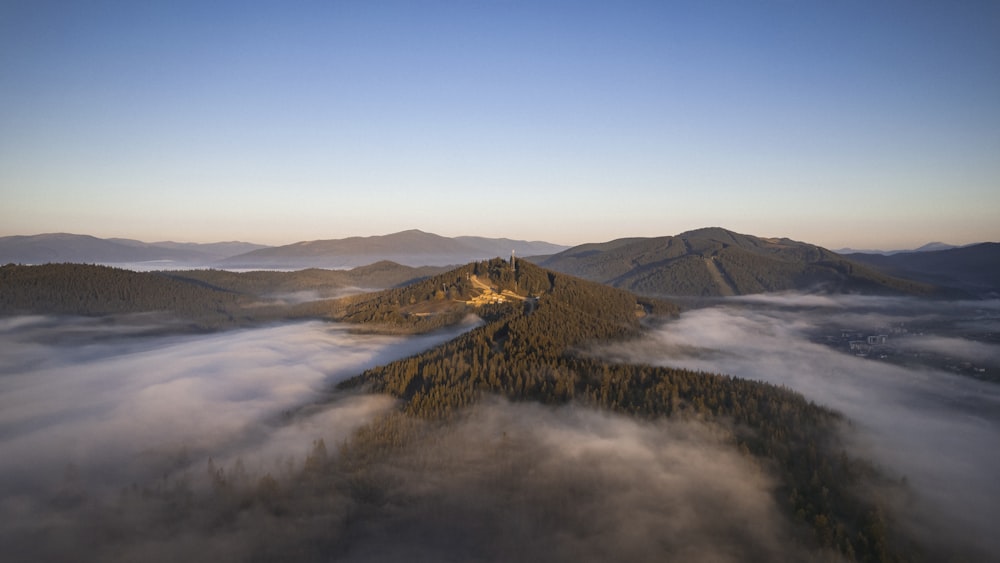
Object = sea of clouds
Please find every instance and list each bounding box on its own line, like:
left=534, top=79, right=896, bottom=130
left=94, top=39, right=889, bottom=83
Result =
left=0, top=317, right=467, bottom=509
left=593, top=295, right=1000, bottom=558
left=2, top=296, right=997, bottom=560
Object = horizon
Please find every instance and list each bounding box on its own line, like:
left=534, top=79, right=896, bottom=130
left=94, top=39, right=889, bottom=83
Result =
left=2, top=1, right=998, bottom=250
left=0, top=225, right=1000, bottom=253
left=2, top=226, right=993, bottom=254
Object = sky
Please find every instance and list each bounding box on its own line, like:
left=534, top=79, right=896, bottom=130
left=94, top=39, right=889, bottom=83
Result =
left=1, top=0, right=998, bottom=249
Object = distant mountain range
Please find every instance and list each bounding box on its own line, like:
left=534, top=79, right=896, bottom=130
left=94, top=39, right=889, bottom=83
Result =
left=834, top=242, right=962, bottom=255
left=0, top=233, right=269, bottom=266
left=4, top=228, right=995, bottom=297
left=0, top=231, right=568, bottom=269
left=845, top=243, right=1000, bottom=297
left=533, top=227, right=967, bottom=298
left=219, top=230, right=569, bottom=269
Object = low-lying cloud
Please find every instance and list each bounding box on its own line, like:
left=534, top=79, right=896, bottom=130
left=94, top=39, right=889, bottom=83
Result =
left=0, top=317, right=464, bottom=504
left=5, top=298, right=996, bottom=560
left=595, top=295, right=1000, bottom=558
left=896, top=334, right=1000, bottom=364
left=331, top=401, right=830, bottom=563
left=2, top=395, right=837, bottom=562
left=0, top=313, right=843, bottom=562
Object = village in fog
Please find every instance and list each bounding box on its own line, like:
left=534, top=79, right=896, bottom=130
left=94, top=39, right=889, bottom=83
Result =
left=811, top=305, right=999, bottom=382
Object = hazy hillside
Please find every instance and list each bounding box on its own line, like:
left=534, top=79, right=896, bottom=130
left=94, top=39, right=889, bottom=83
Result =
left=454, top=235, right=568, bottom=258
left=221, top=229, right=569, bottom=269
left=0, top=261, right=451, bottom=330
left=535, top=227, right=950, bottom=298
left=0, top=263, right=250, bottom=326
left=846, top=242, right=1000, bottom=297
left=110, top=238, right=269, bottom=261
left=0, top=233, right=268, bottom=265
left=0, top=230, right=570, bottom=271
left=834, top=241, right=961, bottom=255
left=167, top=261, right=448, bottom=298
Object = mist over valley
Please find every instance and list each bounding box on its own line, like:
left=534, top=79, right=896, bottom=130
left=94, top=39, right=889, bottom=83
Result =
left=1, top=232, right=998, bottom=561
left=590, top=294, right=1000, bottom=558
left=0, top=317, right=480, bottom=560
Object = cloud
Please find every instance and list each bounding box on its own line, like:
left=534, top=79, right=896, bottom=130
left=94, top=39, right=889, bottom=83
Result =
left=0, top=319, right=466, bottom=495
left=593, top=296, right=1000, bottom=559
left=0, top=313, right=843, bottom=562
left=0, top=317, right=490, bottom=561
left=327, top=401, right=833, bottom=563
left=6, top=299, right=995, bottom=560
left=0, top=398, right=839, bottom=562
left=895, top=334, right=1000, bottom=365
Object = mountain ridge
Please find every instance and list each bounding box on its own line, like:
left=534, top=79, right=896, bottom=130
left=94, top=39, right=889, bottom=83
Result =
left=534, top=227, right=958, bottom=298
left=846, top=242, right=1000, bottom=297
left=4, top=229, right=993, bottom=297
left=0, top=231, right=569, bottom=269
left=0, top=233, right=270, bottom=265
left=835, top=241, right=963, bottom=255
left=220, top=229, right=569, bottom=269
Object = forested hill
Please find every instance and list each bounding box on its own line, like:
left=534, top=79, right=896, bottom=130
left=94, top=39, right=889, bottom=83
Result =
left=534, top=227, right=952, bottom=298
left=0, top=262, right=445, bottom=328
left=334, top=258, right=920, bottom=561
left=165, top=261, right=448, bottom=298
left=0, top=263, right=248, bottom=324
left=327, top=256, right=679, bottom=334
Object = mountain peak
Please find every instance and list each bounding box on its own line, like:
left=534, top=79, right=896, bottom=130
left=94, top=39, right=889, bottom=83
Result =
left=539, top=228, right=940, bottom=297
left=912, top=242, right=957, bottom=253
left=384, top=229, right=444, bottom=239
left=677, top=226, right=738, bottom=240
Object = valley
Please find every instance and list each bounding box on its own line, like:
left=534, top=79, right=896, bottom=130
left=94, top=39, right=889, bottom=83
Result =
left=1, top=230, right=998, bottom=562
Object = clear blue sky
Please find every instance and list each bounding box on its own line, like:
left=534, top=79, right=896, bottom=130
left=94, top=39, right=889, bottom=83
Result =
left=2, top=0, right=998, bottom=249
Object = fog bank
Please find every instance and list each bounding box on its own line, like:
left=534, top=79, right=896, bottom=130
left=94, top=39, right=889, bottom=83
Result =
left=0, top=318, right=467, bottom=497
left=0, top=314, right=844, bottom=561
left=595, top=295, right=1000, bottom=557
left=332, top=401, right=832, bottom=563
